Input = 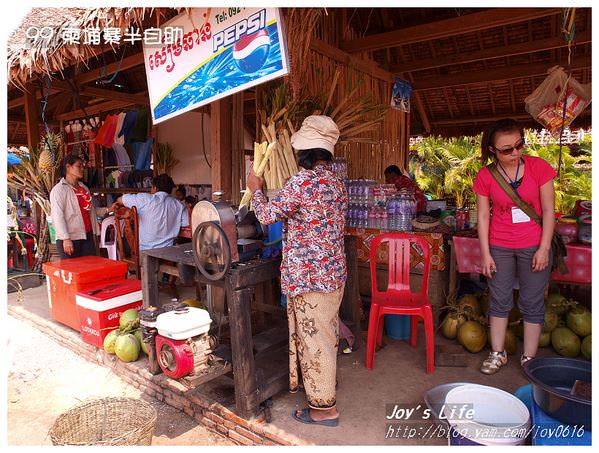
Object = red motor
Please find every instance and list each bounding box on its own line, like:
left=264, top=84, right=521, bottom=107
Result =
left=153, top=305, right=214, bottom=379
left=155, top=336, right=195, bottom=379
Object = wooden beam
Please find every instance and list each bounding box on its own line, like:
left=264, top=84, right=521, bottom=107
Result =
left=310, top=38, right=393, bottom=83
left=8, top=114, right=58, bottom=129
left=24, top=83, right=40, bottom=150
left=51, top=79, right=149, bottom=105
left=8, top=52, right=145, bottom=110
left=429, top=109, right=592, bottom=126
left=210, top=99, right=233, bottom=199
left=48, top=92, right=74, bottom=116
left=54, top=98, right=142, bottom=122
left=76, top=52, right=145, bottom=85
left=400, top=72, right=430, bottom=133
left=391, top=31, right=592, bottom=74
left=340, top=8, right=562, bottom=53
left=413, top=58, right=591, bottom=91
left=8, top=87, right=62, bottom=109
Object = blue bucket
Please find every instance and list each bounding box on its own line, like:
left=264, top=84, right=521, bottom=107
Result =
left=267, top=221, right=283, bottom=243
left=384, top=315, right=411, bottom=340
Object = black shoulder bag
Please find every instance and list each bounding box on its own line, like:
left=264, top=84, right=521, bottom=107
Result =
left=486, top=163, right=568, bottom=275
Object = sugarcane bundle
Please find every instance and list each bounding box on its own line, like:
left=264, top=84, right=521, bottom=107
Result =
left=239, top=116, right=300, bottom=208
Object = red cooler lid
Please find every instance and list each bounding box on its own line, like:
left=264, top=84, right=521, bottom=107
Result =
left=43, top=256, right=128, bottom=284
left=77, top=279, right=141, bottom=301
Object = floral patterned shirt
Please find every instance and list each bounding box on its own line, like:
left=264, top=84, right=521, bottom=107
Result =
left=252, top=165, right=347, bottom=297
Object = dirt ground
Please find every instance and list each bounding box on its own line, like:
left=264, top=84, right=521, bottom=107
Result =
left=7, top=283, right=565, bottom=446
left=5, top=314, right=234, bottom=446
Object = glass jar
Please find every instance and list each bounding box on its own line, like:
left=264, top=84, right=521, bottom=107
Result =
left=578, top=216, right=591, bottom=245
left=555, top=217, right=579, bottom=244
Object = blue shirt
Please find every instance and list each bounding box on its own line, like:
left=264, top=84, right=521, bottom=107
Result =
left=122, top=192, right=189, bottom=251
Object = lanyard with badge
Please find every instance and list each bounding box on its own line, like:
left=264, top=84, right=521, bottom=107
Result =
left=497, top=159, right=530, bottom=224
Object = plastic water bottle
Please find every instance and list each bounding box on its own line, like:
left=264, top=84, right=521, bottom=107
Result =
left=380, top=206, right=388, bottom=230
left=397, top=190, right=413, bottom=231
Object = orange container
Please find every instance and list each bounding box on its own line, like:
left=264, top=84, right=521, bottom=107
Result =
left=42, top=257, right=128, bottom=331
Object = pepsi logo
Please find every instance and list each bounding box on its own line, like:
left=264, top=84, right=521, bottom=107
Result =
left=233, top=28, right=270, bottom=74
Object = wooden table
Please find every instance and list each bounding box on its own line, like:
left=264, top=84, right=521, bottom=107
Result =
left=140, top=243, right=286, bottom=418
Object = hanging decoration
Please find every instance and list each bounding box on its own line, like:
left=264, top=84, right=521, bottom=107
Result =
left=390, top=77, right=412, bottom=113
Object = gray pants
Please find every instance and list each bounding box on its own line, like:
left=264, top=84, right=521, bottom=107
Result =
left=488, top=246, right=552, bottom=324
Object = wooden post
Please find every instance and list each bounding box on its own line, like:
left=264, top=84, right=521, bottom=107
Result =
left=231, top=93, right=244, bottom=204
left=24, top=82, right=40, bottom=151
left=226, top=285, right=259, bottom=418
left=210, top=99, right=232, bottom=201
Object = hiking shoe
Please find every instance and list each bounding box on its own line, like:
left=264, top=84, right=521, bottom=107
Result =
left=480, top=351, right=508, bottom=375
left=520, top=355, right=535, bottom=367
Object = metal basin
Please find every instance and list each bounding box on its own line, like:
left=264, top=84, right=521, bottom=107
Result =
left=522, top=357, right=592, bottom=430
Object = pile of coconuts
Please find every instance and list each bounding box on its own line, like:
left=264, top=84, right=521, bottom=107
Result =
left=440, top=290, right=591, bottom=360
left=103, top=309, right=149, bottom=362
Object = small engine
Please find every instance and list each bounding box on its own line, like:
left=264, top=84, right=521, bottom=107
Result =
left=140, top=303, right=214, bottom=379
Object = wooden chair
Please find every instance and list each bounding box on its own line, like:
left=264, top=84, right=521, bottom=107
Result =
left=114, top=205, right=141, bottom=279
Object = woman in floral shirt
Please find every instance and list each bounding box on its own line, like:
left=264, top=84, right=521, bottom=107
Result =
left=247, top=116, right=347, bottom=427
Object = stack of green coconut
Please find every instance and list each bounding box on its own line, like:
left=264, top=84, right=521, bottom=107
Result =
left=103, top=309, right=149, bottom=362
left=440, top=291, right=591, bottom=360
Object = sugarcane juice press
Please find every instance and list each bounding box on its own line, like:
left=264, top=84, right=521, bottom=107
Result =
left=140, top=200, right=287, bottom=418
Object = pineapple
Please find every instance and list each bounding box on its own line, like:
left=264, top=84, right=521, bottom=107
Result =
left=37, top=132, right=61, bottom=174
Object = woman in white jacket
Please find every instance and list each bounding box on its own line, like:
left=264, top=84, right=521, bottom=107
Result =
left=50, top=155, right=101, bottom=259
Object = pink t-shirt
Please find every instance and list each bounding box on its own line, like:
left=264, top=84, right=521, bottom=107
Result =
left=473, top=155, right=556, bottom=248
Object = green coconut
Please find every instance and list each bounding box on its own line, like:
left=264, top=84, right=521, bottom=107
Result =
left=513, top=321, right=524, bottom=339
left=119, top=308, right=140, bottom=331
left=545, top=293, right=569, bottom=316
left=458, top=321, right=488, bottom=353
left=134, top=329, right=150, bottom=355
left=538, top=332, right=552, bottom=348
left=115, top=334, right=141, bottom=362
left=504, top=328, right=518, bottom=355
left=457, top=294, right=481, bottom=317
left=486, top=328, right=518, bottom=355
left=103, top=329, right=121, bottom=354
left=566, top=307, right=592, bottom=337
left=441, top=313, right=466, bottom=340
left=551, top=327, right=581, bottom=358
left=581, top=335, right=591, bottom=360
left=542, top=310, right=559, bottom=333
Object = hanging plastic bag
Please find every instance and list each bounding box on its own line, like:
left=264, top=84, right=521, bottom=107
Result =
left=524, top=65, right=591, bottom=136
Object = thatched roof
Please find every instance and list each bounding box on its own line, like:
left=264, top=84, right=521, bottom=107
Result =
left=7, top=7, right=179, bottom=87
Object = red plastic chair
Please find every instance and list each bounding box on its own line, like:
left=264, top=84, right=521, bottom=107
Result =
left=366, top=232, right=435, bottom=373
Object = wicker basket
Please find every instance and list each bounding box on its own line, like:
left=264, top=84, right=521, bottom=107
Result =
left=49, top=397, right=157, bottom=446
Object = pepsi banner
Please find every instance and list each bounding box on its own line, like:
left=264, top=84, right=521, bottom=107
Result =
left=143, top=8, right=289, bottom=124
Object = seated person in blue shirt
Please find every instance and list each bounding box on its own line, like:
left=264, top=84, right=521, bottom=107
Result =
left=114, top=174, right=189, bottom=251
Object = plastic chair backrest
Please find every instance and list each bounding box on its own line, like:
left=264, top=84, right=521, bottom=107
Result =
left=99, top=216, right=118, bottom=260
left=369, top=232, right=431, bottom=302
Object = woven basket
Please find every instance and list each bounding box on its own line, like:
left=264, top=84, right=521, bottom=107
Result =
left=49, top=397, right=157, bottom=446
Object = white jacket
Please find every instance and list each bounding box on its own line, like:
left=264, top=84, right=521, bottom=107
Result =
left=50, top=178, right=100, bottom=240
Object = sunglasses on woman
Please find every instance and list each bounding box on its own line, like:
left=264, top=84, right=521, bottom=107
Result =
left=493, top=139, right=525, bottom=155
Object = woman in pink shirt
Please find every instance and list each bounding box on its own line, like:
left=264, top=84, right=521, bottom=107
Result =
left=473, top=119, right=556, bottom=375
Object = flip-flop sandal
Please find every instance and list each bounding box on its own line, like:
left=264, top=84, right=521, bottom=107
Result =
left=292, top=408, right=339, bottom=427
